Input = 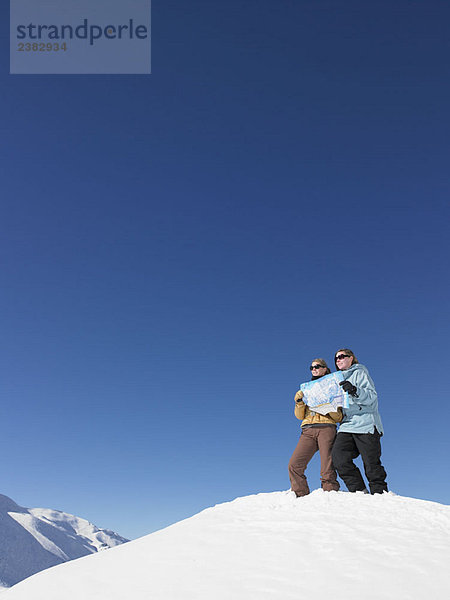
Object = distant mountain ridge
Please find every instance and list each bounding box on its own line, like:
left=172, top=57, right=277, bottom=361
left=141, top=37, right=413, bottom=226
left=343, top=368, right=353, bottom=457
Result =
left=0, top=493, right=128, bottom=589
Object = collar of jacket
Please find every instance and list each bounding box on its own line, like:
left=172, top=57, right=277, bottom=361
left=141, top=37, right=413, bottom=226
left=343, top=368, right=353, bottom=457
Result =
left=341, top=363, right=369, bottom=378
left=311, top=374, right=323, bottom=381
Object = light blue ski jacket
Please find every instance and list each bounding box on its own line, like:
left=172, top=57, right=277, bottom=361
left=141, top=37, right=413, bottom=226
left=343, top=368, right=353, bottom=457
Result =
left=339, top=364, right=384, bottom=435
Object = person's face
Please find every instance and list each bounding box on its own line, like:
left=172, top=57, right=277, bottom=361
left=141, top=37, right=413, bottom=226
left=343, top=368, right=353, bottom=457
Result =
left=335, top=352, right=353, bottom=370
left=310, top=362, right=327, bottom=376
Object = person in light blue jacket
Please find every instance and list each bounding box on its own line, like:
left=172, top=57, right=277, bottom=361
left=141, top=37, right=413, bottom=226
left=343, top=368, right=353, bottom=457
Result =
left=331, top=349, right=388, bottom=494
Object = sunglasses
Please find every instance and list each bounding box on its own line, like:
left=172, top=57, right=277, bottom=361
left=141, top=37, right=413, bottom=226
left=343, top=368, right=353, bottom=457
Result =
left=310, top=364, right=325, bottom=371
left=335, top=354, right=351, bottom=361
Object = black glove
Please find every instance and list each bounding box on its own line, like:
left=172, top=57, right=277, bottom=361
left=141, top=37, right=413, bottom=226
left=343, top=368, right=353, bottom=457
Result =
left=340, top=380, right=358, bottom=397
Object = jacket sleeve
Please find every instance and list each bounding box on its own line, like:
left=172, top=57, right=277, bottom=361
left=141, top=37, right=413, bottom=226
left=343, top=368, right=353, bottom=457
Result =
left=349, top=368, right=378, bottom=408
left=294, top=401, right=306, bottom=420
left=328, top=407, right=343, bottom=423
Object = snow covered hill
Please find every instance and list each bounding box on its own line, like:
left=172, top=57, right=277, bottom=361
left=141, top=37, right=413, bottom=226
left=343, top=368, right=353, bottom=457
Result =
left=0, top=494, right=128, bottom=590
left=5, top=489, right=450, bottom=599
left=4, top=490, right=450, bottom=599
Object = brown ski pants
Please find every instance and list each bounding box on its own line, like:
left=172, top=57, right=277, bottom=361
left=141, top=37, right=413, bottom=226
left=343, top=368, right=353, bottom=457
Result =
left=288, top=426, right=339, bottom=496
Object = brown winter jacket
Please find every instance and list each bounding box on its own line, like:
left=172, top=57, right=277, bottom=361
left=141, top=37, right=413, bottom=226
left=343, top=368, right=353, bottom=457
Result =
left=294, top=400, right=343, bottom=427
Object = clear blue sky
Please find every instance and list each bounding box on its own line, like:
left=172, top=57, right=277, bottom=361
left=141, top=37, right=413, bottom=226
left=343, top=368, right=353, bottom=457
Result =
left=1, top=1, right=449, bottom=540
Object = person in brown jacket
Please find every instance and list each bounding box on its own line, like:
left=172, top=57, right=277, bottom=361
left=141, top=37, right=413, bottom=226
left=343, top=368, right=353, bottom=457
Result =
left=288, top=358, right=342, bottom=497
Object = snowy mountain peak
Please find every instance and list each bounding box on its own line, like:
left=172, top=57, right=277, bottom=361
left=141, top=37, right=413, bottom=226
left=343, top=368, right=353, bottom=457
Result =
left=0, top=493, right=128, bottom=589
left=4, top=490, right=450, bottom=599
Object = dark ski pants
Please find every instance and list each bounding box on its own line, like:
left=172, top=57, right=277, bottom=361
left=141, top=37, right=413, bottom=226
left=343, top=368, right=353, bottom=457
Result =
left=332, top=431, right=388, bottom=494
left=288, top=426, right=340, bottom=497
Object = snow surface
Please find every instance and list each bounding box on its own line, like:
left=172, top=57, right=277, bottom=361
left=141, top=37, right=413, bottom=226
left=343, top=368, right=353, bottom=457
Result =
left=0, top=494, right=128, bottom=589
left=4, top=490, right=450, bottom=599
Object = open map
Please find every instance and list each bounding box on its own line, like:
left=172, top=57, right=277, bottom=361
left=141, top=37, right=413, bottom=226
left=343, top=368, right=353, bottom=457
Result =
left=299, top=371, right=349, bottom=415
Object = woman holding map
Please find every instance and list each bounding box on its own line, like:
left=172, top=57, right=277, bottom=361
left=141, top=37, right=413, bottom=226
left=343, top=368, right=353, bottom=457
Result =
left=331, top=349, right=388, bottom=494
left=288, top=358, right=342, bottom=497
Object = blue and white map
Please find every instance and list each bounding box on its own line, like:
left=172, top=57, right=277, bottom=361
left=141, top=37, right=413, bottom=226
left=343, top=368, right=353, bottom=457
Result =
left=299, top=371, right=349, bottom=415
